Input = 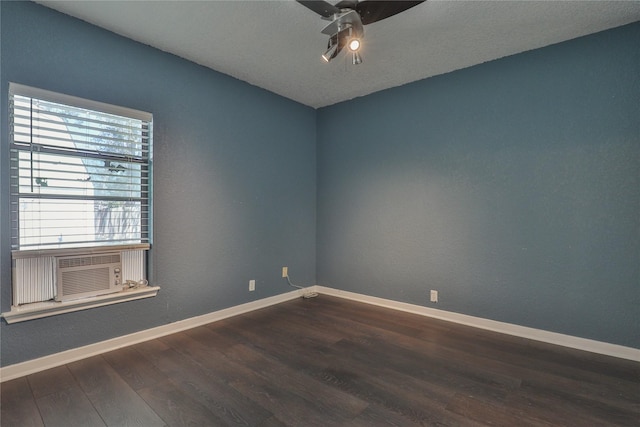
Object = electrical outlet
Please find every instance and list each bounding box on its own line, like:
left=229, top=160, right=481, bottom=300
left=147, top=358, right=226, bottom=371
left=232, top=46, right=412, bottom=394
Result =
left=249, top=280, right=255, bottom=291
left=430, top=290, right=438, bottom=303
left=282, top=266, right=288, bottom=278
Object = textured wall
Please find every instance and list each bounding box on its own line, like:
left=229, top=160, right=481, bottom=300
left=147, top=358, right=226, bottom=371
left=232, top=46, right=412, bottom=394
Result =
left=317, top=23, right=640, bottom=348
left=0, top=2, right=316, bottom=366
left=1, top=2, right=638, bottom=368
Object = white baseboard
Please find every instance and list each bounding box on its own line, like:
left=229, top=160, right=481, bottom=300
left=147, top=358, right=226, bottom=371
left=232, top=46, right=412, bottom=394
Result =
left=0, top=288, right=306, bottom=383
left=2, top=285, right=637, bottom=382
left=314, top=285, right=640, bottom=362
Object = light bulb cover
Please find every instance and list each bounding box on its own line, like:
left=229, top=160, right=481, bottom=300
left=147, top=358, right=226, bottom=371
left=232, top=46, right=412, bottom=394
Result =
left=322, top=41, right=339, bottom=62
left=348, top=38, right=361, bottom=52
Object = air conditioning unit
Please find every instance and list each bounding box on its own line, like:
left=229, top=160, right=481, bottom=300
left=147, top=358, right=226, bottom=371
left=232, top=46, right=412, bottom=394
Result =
left=56, top=253, right=122, bottom=302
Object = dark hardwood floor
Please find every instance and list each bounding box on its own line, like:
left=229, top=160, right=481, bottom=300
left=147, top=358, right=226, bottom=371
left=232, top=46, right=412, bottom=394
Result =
left=2, top=295, right=639, bottom=426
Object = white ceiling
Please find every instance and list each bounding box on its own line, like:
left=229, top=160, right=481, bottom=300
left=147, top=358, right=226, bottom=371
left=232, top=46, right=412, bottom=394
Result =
left=37, top=0, right=640, bottom=108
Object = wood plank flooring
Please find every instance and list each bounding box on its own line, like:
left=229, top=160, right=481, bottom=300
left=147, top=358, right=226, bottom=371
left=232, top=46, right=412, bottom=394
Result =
left=2, top=295, right=639, bottom=426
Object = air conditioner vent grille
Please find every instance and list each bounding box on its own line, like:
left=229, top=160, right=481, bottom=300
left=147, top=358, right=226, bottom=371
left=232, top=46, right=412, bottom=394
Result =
left=58, top=254, right=120, bottom=269
left=61, top=267, right=111, bottom=295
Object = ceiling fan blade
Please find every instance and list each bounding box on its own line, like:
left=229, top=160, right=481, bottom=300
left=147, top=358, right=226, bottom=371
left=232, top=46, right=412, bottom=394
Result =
left=297, top=1, right=341, bottom=18
left=356, top=1, right=425, bottom=25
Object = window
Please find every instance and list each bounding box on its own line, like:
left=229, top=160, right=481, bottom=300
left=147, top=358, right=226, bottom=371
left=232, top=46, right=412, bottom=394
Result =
left=9, top=83, right=152, bottom=251
left=2, top=84, right=158, bottom=321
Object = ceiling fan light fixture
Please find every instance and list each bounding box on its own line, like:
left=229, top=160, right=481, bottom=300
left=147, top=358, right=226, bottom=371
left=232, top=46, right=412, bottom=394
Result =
left=298, top=0, right=426, bottom=65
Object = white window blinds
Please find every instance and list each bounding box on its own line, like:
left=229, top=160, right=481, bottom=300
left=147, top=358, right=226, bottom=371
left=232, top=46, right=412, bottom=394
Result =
left=9, top=83, right=153, bottom=251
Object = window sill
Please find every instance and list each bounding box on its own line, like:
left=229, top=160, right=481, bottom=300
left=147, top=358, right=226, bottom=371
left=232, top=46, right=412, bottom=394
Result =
left=1, top=286, right=160, bottom=324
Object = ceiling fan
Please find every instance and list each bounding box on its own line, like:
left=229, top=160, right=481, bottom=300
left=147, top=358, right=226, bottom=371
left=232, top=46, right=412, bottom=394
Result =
left=297, top=1, right=425, bottom=64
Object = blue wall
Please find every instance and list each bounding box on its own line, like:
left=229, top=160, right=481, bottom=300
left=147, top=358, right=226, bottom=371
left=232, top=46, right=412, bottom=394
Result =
left=1, top=2, right=638, bottom=367
left=317, top=22, right=640, bottom=348
left=0, top=1, right=316, bottom=366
